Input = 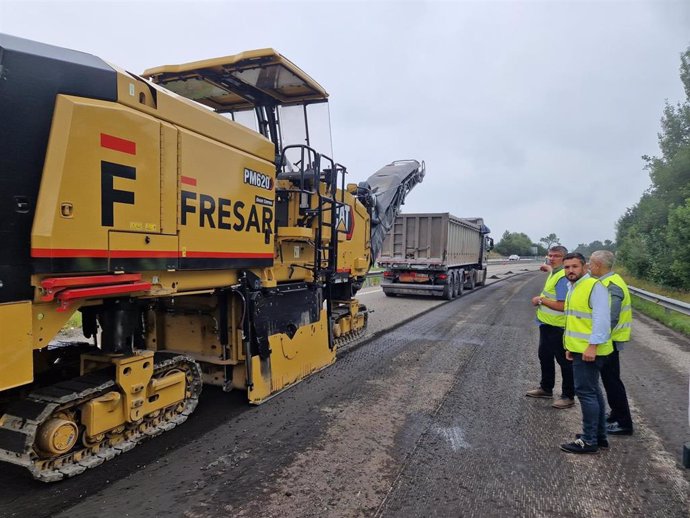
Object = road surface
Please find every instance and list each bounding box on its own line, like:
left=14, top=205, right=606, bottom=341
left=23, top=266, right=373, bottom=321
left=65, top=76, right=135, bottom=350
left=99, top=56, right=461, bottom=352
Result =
left=2, top=267, right=687, bottom=518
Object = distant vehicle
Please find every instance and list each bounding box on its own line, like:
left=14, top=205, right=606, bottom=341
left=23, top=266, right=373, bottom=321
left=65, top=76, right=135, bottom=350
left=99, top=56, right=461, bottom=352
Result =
left=508, top=254, right=520, bottom=261
left=378, top=213, right=493, bottom=300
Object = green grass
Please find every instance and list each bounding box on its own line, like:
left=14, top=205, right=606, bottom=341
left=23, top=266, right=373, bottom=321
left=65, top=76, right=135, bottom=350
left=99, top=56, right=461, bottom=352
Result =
left=65, top=311, right=82, bottom=329
left=614, top=266, right=690, bottom=337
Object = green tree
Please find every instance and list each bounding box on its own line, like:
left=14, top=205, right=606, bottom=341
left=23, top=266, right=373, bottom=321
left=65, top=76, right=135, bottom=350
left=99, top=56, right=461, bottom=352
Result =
left=572, top=239, right=616, bottom=258
left=667, top=200, right=690, bottom=289
left=494, top=231, right=534, bottom=256
left=539, top=233, right=560, bottom=249
left=617, top=47, right=690, bottom=289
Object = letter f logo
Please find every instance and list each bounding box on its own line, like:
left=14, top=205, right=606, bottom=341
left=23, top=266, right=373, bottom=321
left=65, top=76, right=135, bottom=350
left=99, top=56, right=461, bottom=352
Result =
left=101, top=160, right=135, bottom=226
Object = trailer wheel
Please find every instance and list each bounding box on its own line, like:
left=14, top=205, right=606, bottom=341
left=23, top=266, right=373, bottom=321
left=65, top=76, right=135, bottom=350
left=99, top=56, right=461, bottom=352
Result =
left=443, top=276, right=454, bottom=300
left=456, top=272, right=465, bottom=297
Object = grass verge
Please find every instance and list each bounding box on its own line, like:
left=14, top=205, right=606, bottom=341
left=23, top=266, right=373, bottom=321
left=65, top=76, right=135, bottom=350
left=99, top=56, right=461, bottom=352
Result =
left=631, top=296, right=690, bottom=337
left=616, top=266, right=690, bottom=337
left=65, top=311, right=82, bottom=329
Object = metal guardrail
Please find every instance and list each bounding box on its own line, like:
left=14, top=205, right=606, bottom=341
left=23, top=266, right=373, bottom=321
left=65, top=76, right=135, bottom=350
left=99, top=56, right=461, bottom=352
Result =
left=628, top=286, right=690, bottom=317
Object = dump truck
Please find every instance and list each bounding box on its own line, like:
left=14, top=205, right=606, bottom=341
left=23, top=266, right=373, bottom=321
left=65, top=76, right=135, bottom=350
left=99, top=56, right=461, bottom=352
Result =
left=378, top=213, right=492, bottom=299
left=0, top=34, right=424, bottom=481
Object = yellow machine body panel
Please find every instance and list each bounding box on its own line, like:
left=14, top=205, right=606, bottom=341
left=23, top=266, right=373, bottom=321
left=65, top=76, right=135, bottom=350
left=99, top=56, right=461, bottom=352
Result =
left=177, top=128, right=275, bottom=265
left=31, top=83, right=276, bottom=274
left=335, top=188, right=371, bottom=278
left=247, top=309, right=334, bottom=404
left=0, top=301, right=33, bottom=390
left=32, top=95, right=163, bottom=259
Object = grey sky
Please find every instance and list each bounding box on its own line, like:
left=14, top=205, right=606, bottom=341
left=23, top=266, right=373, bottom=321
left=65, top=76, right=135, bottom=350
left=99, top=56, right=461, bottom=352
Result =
left=1, top=0, right=688, bottom=250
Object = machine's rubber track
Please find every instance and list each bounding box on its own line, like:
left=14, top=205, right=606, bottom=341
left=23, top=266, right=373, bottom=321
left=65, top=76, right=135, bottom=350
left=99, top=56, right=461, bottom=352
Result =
left=0, top=352, right=202, bottom=482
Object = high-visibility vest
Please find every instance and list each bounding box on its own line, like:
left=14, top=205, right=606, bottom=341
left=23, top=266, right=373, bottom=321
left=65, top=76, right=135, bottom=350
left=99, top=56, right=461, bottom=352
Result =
left=600, top=273, right=632, bottom=342
left=537, top=268, right=566, bottom=327
left=564, top=276, right=613, bottom=356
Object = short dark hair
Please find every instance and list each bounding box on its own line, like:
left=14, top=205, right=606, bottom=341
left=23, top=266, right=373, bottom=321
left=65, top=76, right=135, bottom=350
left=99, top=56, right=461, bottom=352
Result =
left=549, top=245, right=568, bottom=256
left=563, top=252, right=586, bottom=265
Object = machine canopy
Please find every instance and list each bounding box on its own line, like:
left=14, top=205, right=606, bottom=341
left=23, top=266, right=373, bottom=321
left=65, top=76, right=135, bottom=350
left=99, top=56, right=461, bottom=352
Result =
left=142, top=48, right=328, bottom=112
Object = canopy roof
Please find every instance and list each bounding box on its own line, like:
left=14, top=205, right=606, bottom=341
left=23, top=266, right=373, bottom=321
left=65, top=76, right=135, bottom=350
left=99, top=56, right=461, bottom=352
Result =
left=143, top=48, right=328, bottom=112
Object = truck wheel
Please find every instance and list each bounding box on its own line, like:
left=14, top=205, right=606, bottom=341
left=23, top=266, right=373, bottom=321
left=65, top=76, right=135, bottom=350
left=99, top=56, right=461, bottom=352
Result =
left=443, top=277, right=454, bottom=300
left=466, top=270, right=476, bottom=290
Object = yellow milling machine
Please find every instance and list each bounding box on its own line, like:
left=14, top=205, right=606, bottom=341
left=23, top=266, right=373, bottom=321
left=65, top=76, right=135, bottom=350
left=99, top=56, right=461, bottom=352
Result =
left=0, top=34, right=425, bottom=481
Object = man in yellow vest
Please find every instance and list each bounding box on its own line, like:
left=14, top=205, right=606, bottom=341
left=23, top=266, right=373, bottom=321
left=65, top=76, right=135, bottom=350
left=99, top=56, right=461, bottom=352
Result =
left=589, top=250, right=634, bottom=435
left=526, top=245, right=575, bottom=409
left=559, top=252, right=613, bottom=454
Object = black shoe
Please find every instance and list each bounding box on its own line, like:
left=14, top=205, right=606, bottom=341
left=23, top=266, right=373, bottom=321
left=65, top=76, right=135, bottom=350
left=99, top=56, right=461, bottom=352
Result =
left=560, top=438, right=598, bottom=454
left=576, top=433, right=609, bottom=448
left=607, top=422, right=633, bottom=435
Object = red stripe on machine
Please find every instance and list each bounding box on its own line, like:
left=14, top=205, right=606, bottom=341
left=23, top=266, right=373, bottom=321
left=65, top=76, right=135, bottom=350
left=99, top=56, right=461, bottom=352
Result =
left=183, top=251, right=274, bottom=259
left=181, top=176, right=197, bottom=186
left=100, top=133, right=137, bottom=155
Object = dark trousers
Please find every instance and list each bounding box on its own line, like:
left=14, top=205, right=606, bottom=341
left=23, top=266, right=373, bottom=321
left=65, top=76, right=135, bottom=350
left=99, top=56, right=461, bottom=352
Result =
left=601, top=348, right=633, bottom=429
left=572, top=354, right=607, bottom=445
left=538, top=324, right=574, bottom=399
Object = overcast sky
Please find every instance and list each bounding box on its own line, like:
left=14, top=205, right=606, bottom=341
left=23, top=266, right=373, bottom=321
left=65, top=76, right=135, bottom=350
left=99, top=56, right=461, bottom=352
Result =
left=2, top=0, right=689, bottom=250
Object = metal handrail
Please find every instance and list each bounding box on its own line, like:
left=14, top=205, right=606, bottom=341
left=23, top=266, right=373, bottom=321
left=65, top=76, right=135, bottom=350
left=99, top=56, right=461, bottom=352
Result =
left=628, top=286, right=690, bottom=317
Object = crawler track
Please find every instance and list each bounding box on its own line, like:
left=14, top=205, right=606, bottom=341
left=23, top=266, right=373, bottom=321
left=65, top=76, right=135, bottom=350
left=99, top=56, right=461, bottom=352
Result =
left=0, top=352, right=202, bottom=482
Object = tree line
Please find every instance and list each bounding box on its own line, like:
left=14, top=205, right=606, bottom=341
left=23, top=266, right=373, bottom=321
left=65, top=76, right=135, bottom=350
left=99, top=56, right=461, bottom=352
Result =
left=495, top=232, right=613, bottom=258
left=496, top=47, right=690, bottom=293
left=616, top=47, right=690, bottom=290
left=494, top=232, right=559, bottom=257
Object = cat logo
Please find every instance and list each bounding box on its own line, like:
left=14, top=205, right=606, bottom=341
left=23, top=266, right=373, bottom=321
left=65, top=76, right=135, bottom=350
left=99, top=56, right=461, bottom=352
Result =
left=336, top=205, right=354, bottom=240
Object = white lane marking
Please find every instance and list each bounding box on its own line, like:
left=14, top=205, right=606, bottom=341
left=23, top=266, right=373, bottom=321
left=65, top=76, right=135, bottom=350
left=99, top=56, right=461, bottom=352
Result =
left=359, top=287, right=382, bottom=296
left=434, top=425, right=470, bottom=451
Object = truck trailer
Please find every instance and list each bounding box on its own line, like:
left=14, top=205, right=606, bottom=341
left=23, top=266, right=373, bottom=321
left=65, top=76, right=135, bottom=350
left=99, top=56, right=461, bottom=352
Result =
left=378, top=213, right=492, bottom=299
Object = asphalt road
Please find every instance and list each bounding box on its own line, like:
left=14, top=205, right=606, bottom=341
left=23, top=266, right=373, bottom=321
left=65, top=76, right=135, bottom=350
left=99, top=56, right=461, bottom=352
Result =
left=2, top=266, right=688, bottom=518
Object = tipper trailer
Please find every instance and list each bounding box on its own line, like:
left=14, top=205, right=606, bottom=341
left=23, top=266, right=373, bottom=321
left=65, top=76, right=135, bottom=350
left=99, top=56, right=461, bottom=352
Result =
left=378, top=213, right=492, bottom=299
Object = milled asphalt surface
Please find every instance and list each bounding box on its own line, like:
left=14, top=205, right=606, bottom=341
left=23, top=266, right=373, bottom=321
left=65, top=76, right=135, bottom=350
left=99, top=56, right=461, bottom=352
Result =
left=1, top=264, right=688, bottom=518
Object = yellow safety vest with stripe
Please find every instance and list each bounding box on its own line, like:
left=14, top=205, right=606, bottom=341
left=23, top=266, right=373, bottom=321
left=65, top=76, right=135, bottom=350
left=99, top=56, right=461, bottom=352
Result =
left=537, top=268, right=566, bottom=327
left=564, top=276, right=613, bottom=355
left=600, top=273, right=632, bottom=342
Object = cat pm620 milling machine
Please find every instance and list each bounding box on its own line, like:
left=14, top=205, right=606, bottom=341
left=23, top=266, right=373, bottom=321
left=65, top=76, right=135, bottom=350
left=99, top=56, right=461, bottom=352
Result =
left=0, top=34, right=424, bottom=481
